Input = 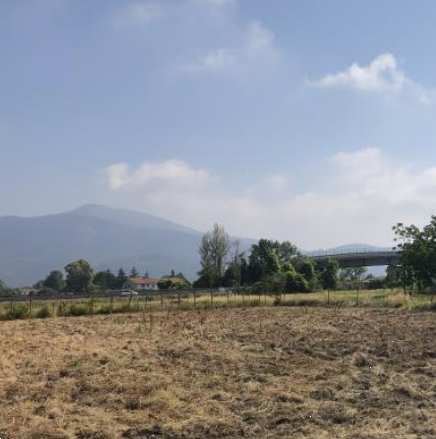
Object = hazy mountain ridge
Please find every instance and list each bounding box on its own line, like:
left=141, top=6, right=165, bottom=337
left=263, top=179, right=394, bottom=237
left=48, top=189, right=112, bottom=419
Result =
left=0, top=205, right=251, bottom=287
left=0, top=205, right=390, bottom=287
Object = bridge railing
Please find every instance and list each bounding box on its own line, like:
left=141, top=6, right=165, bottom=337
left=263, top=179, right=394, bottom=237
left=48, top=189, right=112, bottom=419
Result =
left=308, top=249, right=398, bottom=259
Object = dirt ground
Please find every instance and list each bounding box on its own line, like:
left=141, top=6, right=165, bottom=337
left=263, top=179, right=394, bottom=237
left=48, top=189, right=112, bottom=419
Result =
left=1, top=307, right=436, bottom=439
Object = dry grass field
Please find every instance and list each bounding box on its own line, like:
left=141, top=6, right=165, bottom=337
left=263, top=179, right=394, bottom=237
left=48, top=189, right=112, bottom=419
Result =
left=1, top=307, right=436, bottom=439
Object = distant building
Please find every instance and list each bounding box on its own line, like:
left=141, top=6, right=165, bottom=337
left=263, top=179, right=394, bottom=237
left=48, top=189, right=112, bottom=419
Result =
left=123, top=275, right=189, bottom=291
left=124, top=277, right=160, bottom=291
left=17, top=287, right=35, bottom=296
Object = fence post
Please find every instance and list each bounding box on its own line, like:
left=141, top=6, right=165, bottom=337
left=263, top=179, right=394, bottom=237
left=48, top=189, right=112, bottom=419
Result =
left=193, top=290, right=197, bottom=308
left=356, top=283, right=361, bottom=306
left=210, top=290, right=214, bottom=307
left=29, top=299, right=32, bottom=317
left=178, top=292, right=181, bottom=308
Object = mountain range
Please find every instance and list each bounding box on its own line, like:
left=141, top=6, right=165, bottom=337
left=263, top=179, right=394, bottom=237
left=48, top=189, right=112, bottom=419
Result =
left=0, top=205, right=252, bottom=287
left=0, top=204, right=389, bottom=287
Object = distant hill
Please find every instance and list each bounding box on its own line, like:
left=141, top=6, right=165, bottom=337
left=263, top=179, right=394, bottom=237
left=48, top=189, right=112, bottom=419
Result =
left=0, top=205, right=252, bottom=287
left=0, top=205, right=391, bottom=286
left=70, top=204, right=200, bottom=236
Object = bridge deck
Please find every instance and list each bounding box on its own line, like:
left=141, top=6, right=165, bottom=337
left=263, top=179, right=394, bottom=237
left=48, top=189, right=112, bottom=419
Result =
left=310, top=250, right=401, bottom=268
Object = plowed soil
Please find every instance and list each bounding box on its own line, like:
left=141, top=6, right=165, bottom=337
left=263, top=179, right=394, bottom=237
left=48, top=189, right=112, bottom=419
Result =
left=1, top=307, right=436, bottom=439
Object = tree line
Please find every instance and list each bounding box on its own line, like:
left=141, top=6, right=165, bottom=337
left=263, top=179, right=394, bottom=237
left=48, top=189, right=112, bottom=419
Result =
left=30, top=264, right=189, bottom=295
left=2, top=217, right=433, bottom=297
left=193, top=224, right=340, bottom=293
left=393, top=216, right=436, bottom=293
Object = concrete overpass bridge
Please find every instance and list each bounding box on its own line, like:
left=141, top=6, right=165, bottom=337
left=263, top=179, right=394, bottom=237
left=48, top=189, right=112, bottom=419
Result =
left=310, top=250, right=401, bottom=268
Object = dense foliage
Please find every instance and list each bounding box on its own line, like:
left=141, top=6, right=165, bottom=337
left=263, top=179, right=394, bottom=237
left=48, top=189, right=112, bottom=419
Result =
left=194, top=226, right=341, bottom=293
left=0, top=280, right=19, bottom=297
left=393, top=216, right=436, bottom=292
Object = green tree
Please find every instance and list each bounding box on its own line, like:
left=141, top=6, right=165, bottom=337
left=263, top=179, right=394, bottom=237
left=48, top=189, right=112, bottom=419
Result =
left=339, top=267, right=367, bottom=282
left=393, top=217, right=436, bottom=292
left=115, top=268, right=128, bottom=288
left=43, top=270, right=65, bottom=290
left=285, top=271, right=309, bottom=293
left=158, top=279, right=173, bottom=290
left=94, top=269, right=117, bottom=290
left=248, top=239, right=299, bottom=283
left=197, top=224, right=230, bottom=287
left=265, top=250, right=281, bottom=276
left=0, top=280, right=18, bottom=297
left=320, top=259, right=339, bottom=291
left=130, top=267, right=139, bottom=278
left=386, top=265, right=402, bottom=288
left=295, top=257, right=319, bottom=290
left=64, top=260, right=94, bottom=292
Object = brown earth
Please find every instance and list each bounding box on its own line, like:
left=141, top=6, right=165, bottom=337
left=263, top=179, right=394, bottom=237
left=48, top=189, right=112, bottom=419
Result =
left=1, top=307, right=436, bottom=439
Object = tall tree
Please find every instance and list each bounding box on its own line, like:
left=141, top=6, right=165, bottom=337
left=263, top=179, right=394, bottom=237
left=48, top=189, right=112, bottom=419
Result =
left=130, top=267, right=139, bottom=278
left=249, top=239, right=300, bottom=283
left=265, top=250, right=281, bottom=276
left=295, top=257, right=319, bottom=290
left=393, top=217, right=436, bottom=292
left=197, top=224, right=230, bottom=287
left=320, top=259, right=339, bottom=291
left=64, top=260, right=94, bottom=293
left=94, top=269, right=117, bottom=290
left=116, top=268, right=128, bottom=288
left=43, top=270, right=65, bottom=290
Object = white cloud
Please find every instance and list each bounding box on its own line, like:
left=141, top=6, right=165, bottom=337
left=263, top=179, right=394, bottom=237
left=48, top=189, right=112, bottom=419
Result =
left=310, top=53, right=405, bottom=92
left=105, top=159, right=213, bottom=191
left=309, top=53, right=435, bottom=105
left=178, top=21, right=277, bottom=75
left=180, top=48, right=237, bottom=73
left=103, top=150, right=436, bottom=249
left=264, top=174, right=288, bottom=192
left=111, top=2, right=162, bottom=28
left=245, top=22, right=275, bottom=55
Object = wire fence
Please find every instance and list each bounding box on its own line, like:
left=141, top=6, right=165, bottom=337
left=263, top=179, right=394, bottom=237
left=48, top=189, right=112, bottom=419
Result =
left=0, top=288, right=281, bottom=320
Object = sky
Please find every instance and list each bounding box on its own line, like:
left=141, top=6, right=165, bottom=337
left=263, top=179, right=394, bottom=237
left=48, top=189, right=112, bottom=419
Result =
left=1, top=0, right=436, bottom=250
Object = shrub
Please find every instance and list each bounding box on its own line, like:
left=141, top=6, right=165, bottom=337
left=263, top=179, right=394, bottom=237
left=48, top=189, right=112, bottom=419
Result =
left=65, top=304, right=89, bottom=317
left=36, top=305, right=52, bottom=319
left=6, top=305, right=29, bottom=320
left=285, top=271, right=310, bottom=293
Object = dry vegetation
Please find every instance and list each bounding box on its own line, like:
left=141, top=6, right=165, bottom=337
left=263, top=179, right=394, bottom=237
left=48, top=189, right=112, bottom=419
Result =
left=1, top=307, right=436, bottom=438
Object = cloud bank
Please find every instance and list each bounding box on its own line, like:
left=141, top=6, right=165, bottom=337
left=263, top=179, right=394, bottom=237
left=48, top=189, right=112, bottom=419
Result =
left=103, top=149, right=436, bottom=249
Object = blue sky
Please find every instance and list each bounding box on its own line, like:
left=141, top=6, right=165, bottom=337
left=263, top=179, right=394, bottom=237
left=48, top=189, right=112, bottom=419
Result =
left=1, top=0, right=436, bottom=249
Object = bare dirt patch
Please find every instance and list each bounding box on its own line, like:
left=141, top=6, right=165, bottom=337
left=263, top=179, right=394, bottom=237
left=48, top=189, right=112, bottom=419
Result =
left=1, top=308, right=436, bottom=438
